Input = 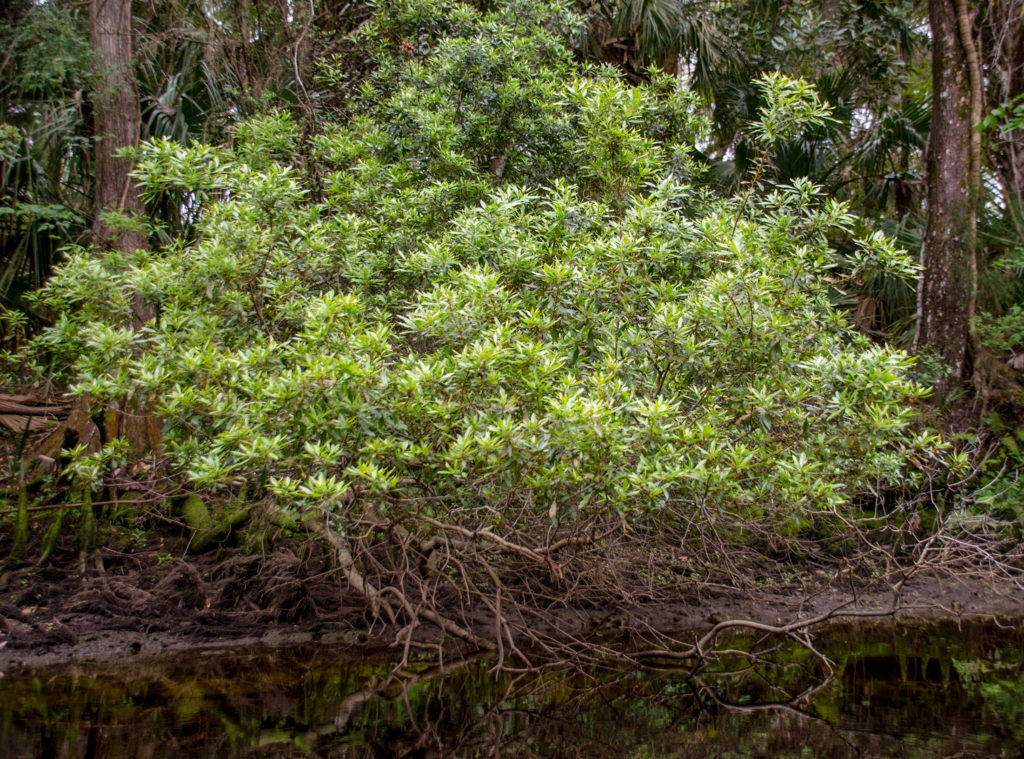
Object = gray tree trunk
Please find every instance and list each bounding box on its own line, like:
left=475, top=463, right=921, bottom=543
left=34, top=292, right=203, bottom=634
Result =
left=980, top=0, right=1024, bottom=238
left=88, top=0, right=158, bottom=455
left=90, top=0, right=147, bottom=254
left=914, top=0, right=979, bottom=388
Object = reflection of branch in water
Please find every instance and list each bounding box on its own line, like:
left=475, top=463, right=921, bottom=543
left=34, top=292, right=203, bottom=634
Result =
left=66, top=595, right=964, bottom=757
left=690, top=674, right=865, bottom=757
left=206, top=655, right=493, bottom=756
left=340, top=655, right=851, bottom=759
left=632, top=599, right=926, bottom=671
left=25, top=622, right=1013, bottom=759
left=689, top=667, right=985, bottom=758
left=317, top=658, right=677, bottom=757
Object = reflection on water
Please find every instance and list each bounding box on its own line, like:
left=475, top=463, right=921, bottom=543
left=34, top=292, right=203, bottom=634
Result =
left=1, top=619, right=1023, bottom=758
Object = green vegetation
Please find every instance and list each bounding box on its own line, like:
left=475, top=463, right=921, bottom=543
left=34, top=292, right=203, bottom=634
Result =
left=1, top=0, right=1022, bottom=655
left=14, top=2, right=933, bottom=523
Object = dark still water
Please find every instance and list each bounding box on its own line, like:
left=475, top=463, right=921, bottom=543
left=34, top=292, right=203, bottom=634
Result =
left=2, top=619, right=1023, bottom=758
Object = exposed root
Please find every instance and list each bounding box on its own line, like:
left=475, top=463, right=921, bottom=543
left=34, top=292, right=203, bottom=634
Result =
left=321, top=515, right=390, bottom=620
left=274, top=486, right=1021, bottom=673
left=3, top=466, right=1021, bottom=674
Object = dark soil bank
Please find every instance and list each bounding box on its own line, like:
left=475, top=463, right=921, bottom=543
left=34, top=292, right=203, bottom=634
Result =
left=2, top=520, right=1023, bottom=669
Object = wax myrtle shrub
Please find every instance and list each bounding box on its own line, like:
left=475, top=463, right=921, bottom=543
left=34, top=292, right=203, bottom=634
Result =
left=7, top=0, right=955, bottom=647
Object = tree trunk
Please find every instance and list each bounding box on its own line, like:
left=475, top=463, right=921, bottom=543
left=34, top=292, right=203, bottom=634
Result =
left=90, top=0, right=147, bottom=254
left=980, top=0, right=1024, bottom=238
left=87, top=0, right=160, bottom=456
left=914, top=0, right=980, bottom=388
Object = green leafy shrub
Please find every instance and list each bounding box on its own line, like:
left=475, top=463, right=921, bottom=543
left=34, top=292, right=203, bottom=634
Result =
left=978, top=304, right=1024, bottom=355
left=14, top=0, right=941, bottom=540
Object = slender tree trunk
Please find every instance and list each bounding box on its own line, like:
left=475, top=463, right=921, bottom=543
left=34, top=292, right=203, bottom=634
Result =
left=88, top=0, right=160, bottom=456
left=90, top=0, right=147, bottom=254
left=980, top=0, right=1024, bottom=238
left=914, top=0, right=981, bottom=388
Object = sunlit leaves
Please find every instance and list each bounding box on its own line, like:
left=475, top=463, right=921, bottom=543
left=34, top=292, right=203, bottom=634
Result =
left=9, top=0, right=944, bottom=535
left=751, top=73, right=835, bottom=146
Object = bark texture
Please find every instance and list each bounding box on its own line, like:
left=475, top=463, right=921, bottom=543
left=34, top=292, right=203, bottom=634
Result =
left=980, top=0, right=1024, bottom=236
left=914, top=0, right=979, bottom=386
left=87, top=0, right=158, bottom=456
left=90, top=0, right=147, bottom=253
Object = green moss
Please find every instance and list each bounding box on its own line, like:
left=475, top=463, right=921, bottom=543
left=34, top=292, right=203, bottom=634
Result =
left=38, top=507, right=64, bottom=564
left=8, top=480, right=29, bottom=567
left=180, top=496, right=253, bottom=553
left=181, top=495, right=214, bottom=552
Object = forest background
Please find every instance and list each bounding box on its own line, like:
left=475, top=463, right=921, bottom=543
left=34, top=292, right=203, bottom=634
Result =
left=0, top=0, right=1023, bottom=661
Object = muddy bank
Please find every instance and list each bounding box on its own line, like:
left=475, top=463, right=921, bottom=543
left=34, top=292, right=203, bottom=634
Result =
left=5, top=580, right=1023, bottom=671
left=2, top=519, right=1022, bottom=669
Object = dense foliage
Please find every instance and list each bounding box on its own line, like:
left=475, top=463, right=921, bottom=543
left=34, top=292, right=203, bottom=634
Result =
left=9, top=0, right=944, bottom=537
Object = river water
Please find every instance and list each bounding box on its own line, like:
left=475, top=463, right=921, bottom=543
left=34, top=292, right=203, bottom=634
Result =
left=2, top=618, right=1022, bottom=757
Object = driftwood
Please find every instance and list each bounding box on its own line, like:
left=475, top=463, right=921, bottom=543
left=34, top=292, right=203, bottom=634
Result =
left=0, top=393, right=70, bottom=433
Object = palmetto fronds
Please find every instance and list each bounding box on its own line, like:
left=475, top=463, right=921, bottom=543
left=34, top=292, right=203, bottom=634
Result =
left=0, top=2, right=92, bottom=322
left=579, top=0, right=738, bottom=86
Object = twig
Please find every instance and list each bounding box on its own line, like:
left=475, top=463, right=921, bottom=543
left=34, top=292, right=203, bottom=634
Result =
left=0, top=498, right=157, bottom=516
